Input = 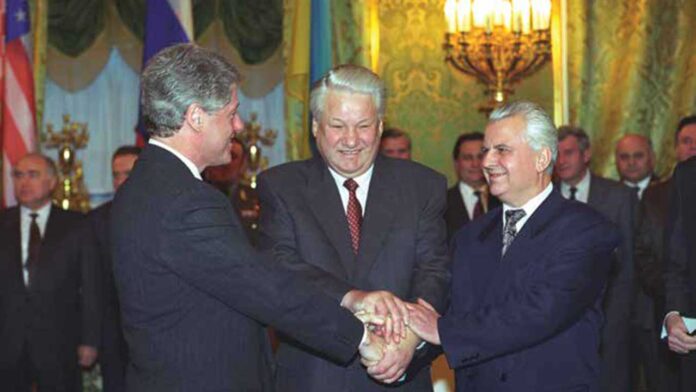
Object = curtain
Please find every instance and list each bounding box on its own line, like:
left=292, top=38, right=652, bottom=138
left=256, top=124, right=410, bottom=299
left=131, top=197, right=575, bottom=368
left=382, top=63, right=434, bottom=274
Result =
left=567, top=0, right=696, bottom=178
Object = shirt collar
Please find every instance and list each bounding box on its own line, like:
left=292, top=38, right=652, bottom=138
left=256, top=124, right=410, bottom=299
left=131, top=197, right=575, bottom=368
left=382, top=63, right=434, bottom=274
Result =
left=561, top=168, right=590, bottom=193
left=149, top=139, right=202, bottom=180
left=624, top=175, right=651, bottom=191
left=327, top=164, right=375, bottom=191
left=458, top=181, right=480, bottom=196
left=502, top=183, right=553, bottom=225
left=20, top=202, right=52, bottom=222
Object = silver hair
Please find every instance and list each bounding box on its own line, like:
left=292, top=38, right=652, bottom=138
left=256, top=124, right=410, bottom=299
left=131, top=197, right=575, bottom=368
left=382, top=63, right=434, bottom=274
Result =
left=310, top=64, right=386, bottom=120
left=489, top=101, right=558, bottom=174
left=557, top=125, right=591, bottom=152
left=140, top=44, right=241, bottom=138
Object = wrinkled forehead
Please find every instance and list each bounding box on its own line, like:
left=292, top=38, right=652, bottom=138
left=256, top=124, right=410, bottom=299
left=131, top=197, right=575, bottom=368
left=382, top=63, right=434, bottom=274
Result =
left=16, top=156, right=50, bottom=173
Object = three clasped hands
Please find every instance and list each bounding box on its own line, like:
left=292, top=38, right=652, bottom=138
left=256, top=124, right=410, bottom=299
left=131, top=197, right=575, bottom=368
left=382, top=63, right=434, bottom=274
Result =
left=340, top=289, right=442, bottom=384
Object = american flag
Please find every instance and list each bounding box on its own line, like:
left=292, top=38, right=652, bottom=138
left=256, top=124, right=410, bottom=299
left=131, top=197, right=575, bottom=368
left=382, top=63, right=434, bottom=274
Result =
left=2, top=0, right=36, bottom=207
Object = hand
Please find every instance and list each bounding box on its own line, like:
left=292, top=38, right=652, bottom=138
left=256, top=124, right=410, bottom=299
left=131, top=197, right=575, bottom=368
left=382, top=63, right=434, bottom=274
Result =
left=366, top=329, right=420, bottom=384
left=406, top=298, right=441, bottom=345
left=78, top=345, right=98, bottom=368
left=666, top=313, right=696, bottom=354
left=342, top=290, right=408, bottom=344
left=359, top=330, right=386, bottom=367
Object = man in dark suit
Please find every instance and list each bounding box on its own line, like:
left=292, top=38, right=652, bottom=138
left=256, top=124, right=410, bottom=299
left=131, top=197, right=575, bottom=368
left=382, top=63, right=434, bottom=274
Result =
left=664, top=156, right=696, bottom=391
left=632, top=117, right=696, bottom=391
left=555, top=126, right=637, bottom=392
left=110, top=44, right=392, bottom=392
left=0, top=153, right=100, bottom=391
left=257, top=64, right=451, bottom=391
left=85, top=145, right=140, bottom=392
left=445, top=132, right=500, bottom=239
left=614, top=133, right=662, bottom=389
left=406, top=101, right=619, bottom=391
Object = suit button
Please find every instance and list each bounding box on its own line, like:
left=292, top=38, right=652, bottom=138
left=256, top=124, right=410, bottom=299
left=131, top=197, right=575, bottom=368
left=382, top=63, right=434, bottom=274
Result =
left=500, top=373, right=507, bottom=382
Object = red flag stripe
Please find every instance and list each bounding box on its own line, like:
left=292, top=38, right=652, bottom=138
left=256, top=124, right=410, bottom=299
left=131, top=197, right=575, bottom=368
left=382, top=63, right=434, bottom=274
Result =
left=4, top=62, right=36, bottom=148
left=5, top=40, right=34, bottom=105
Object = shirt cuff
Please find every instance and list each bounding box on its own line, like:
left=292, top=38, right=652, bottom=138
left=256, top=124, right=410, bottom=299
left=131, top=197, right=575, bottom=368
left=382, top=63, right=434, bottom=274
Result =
left=661, top=311, right=680, bottom=339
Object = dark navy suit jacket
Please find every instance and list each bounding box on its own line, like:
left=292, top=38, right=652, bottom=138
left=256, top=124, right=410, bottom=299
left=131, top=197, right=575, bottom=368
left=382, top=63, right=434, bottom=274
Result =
left=110, top=145, right=364, bottom=391
left=438, top=190, right=620, bottom=391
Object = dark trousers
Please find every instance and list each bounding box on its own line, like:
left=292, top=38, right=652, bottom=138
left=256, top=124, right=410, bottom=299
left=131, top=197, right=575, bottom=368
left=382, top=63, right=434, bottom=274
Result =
left=0, top=341, right=80, bottom=392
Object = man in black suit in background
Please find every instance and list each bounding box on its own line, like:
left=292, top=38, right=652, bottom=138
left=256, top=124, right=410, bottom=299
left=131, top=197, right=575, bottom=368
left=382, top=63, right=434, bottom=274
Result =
left=0, top=153, right=100, bottom=391
left=445, top=132, right=500, bottom=239
left=110, top=44, right=395, bottom=392
left=555, top=126, right=637, bottom=392
left=663, top=156, right=696, bottom=391
left=85, top=145, right=140, bottom=392
left=633, top=116, right=696, bottom=391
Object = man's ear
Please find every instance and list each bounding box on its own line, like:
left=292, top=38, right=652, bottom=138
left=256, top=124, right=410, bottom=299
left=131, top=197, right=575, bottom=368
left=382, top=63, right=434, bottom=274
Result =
left=378, top=120, right=384, bottom=137
left=582, top=147, right=592, bottom=164
left=185, top=104, right=205, bottom=132
left=312, top=119, right=319, bottom=137
left=536, top=147, right=552, bottom=173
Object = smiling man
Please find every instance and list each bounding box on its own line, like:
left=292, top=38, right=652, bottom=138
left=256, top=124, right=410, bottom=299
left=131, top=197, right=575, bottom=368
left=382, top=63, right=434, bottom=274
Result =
left=258, top=64, right=450, bottom=391
left=406, top=102, right=619, bottom=392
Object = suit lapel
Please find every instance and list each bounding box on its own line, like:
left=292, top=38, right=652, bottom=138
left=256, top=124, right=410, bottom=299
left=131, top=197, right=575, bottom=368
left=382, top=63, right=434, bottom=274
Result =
left=3, top=208, right=24, bottom=285
left=355, top=159, right=396, bottom=281
left=41, top=206, right=65, bottom=257
left=475, top=211, right=504, bottom=305
left=587, top=175, right=604, bottom=207
left=305, top=158, right=355, bottom=278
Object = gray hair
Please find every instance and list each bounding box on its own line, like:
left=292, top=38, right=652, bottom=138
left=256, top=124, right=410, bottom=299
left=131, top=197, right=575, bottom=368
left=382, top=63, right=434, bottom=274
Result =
left=557, top=125, right=591, bottom=151
left=19, top=152, right=58, bottom=178
left=140, top=44, right=241, bottom=138
left=489, top=101, right=558, bottom=174
left=310, top=64, right=386, bottom=120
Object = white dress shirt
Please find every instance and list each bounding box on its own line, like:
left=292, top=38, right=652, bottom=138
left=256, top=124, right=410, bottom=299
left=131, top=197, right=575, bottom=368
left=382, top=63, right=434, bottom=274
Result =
left=149, top=139, right=202, bottom=180
left=328, top=165, right=374, bottom=216
left=458, top=181, right=481, bottom=220
left=560, top=169, right=590, bottom=203
left=20, top=202, right=52, bottom=285
left=502, top=183, right=554, bottom=233
left=623, top=175, right=651, bottom=200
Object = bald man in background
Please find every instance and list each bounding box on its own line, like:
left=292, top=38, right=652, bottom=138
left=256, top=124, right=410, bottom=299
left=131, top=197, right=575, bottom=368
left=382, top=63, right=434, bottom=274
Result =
left=615, top=134, right=658, bottom=199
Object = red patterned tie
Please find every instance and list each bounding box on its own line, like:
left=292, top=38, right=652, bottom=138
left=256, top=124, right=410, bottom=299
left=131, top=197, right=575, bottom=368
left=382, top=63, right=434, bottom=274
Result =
left=344, top=179, right=362, bottom=255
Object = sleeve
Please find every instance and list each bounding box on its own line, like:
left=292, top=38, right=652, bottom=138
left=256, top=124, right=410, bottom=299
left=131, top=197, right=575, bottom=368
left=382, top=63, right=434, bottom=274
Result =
left=438, top=217, right=619, bottom=369
left=664, top=171, right=689, bottom=314
left=79, top=216, right=102, bottom=347
left=256, top=173, right=354, bottom=302
left=408, top=173, right=452, bottom=313
left=158, top=188, right=364, bottom=364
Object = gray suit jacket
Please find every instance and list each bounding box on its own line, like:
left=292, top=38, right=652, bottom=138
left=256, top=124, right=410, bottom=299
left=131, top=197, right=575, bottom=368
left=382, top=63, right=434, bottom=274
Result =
left=258, top=155, right=451, bottom=392
left=587, top=174, right=637, bottom=392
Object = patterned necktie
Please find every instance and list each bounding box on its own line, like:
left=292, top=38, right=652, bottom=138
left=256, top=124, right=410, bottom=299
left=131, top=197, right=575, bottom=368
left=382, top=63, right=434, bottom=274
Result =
left=344, top=179, right=362, bottom=255
left=26, top=212, right=42, bottom=286
left=569, top=186, right=578, bottom=201
left=502, top=209, right=526, bottom=256
left=472, top=190, right=484, bottom=219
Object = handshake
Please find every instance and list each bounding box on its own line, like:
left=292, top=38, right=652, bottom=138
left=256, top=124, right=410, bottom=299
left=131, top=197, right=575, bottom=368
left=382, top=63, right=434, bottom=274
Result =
left=340, top=290, right=442, bottom=384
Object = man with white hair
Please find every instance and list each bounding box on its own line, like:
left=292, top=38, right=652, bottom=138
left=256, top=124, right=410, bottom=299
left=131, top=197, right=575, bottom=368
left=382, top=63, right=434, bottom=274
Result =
left=407, top=102, right=619, bottom=391
left=258, top=64, right=450, bottom=391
